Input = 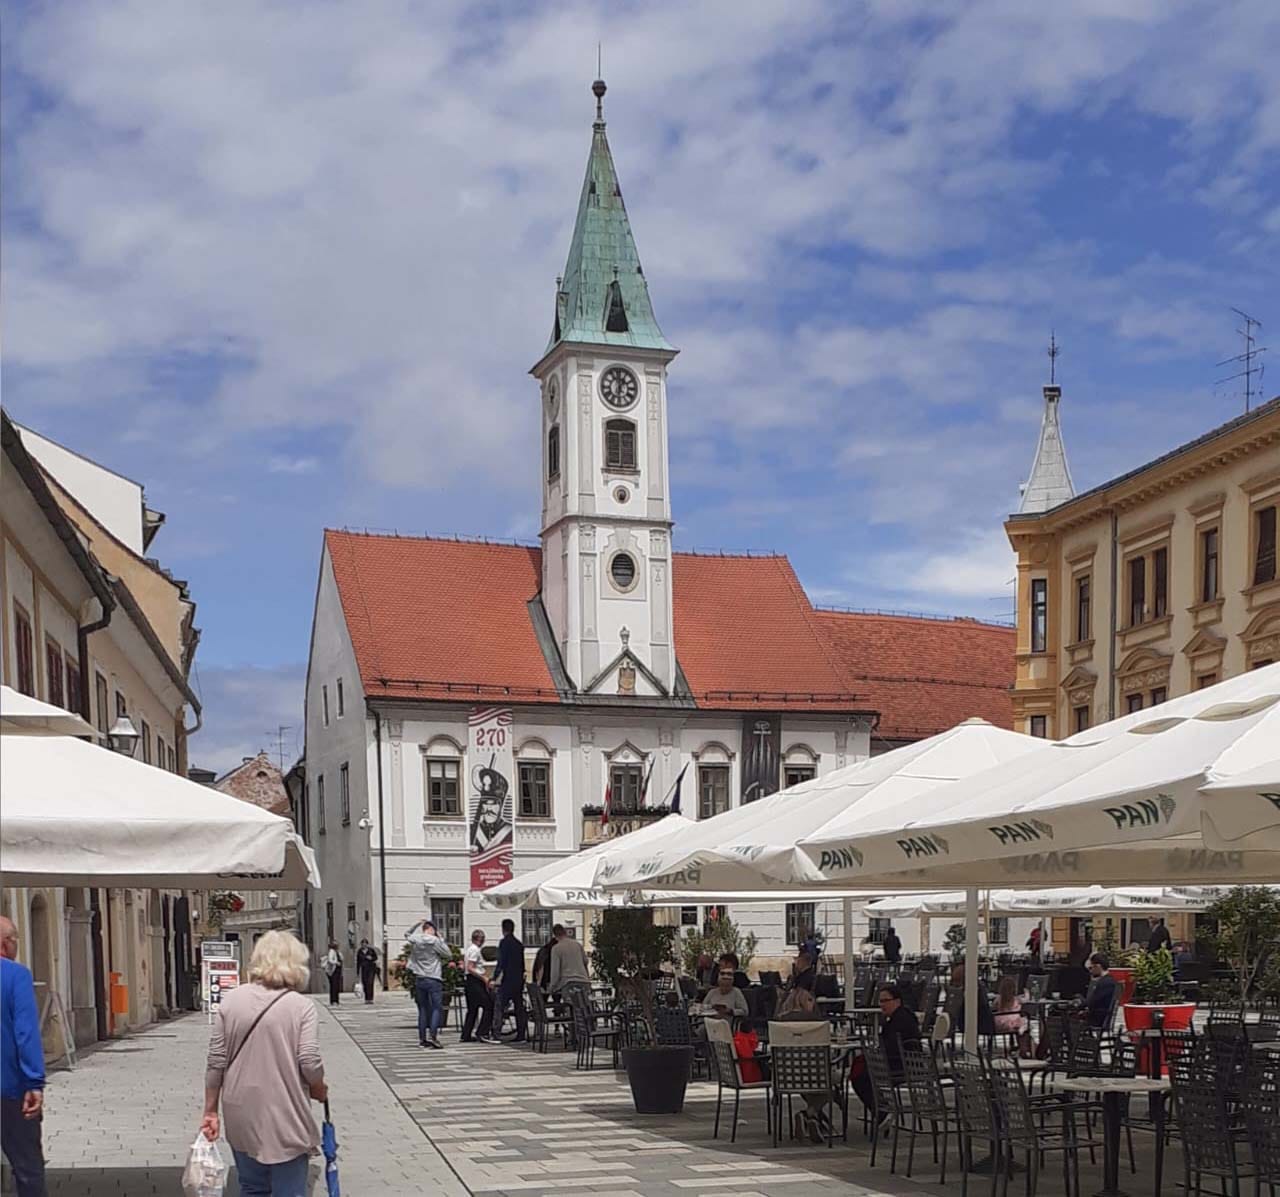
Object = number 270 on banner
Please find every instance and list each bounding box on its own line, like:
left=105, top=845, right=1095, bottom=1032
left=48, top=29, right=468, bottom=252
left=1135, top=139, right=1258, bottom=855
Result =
left=469, top=707, right=514, bottom=892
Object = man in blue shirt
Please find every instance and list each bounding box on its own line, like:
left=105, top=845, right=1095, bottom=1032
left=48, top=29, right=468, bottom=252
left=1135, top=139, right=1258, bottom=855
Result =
left=1, top=915, right=47, bottom=1196
left=492, top=919, right=528, bottom=1042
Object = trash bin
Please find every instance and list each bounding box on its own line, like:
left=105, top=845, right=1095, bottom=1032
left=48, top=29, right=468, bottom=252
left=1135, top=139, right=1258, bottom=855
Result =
left=110, top=971, right=129, bottom=1020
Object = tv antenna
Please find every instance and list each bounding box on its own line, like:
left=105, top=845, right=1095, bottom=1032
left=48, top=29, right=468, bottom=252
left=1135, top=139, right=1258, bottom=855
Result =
left=267, top=725, right=292, bottom=772
left=1215, top=308, right=1266, bottom=414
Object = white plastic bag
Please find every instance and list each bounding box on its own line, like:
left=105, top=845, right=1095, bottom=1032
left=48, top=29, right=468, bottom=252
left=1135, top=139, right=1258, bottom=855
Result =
left=181, top=1133, right=226, bottom=1197
left=353, top=981, right=363, bottom=1000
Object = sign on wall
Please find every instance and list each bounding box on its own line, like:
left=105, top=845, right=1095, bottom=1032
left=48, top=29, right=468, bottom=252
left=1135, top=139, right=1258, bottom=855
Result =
left=203, top=956, right=240, bottom=1021
left=740, top=712, right=781, bottom=804
left=469, top=706, right=515, bottom=891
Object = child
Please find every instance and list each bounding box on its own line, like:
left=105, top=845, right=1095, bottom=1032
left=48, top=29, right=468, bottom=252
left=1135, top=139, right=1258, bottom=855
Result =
left=993, top=974, right=1033, bottom=1057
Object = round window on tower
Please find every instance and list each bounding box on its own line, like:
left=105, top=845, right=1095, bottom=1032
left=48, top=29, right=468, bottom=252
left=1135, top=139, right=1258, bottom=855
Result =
left=613, top=485, right=630, bottom=504
left=609, top=552, right=638, bottom=593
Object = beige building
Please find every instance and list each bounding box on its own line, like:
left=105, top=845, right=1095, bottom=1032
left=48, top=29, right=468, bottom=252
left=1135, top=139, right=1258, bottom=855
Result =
left=1, top=411, right=202, bottom=1051
left=1006, top=391, right=1279, bottom=952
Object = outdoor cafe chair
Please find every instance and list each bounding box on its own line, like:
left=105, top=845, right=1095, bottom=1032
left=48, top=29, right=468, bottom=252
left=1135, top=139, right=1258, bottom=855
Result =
left=900, top=1041, right=959, bottom=1184
left=1243, top=1046, right=1280, bottom=1197
left=949, top=1052, right=999, bottom=1197
left=863, top=1040, right=910, bottom=1170
left=705, top=1017, right=770, bottom=1143
left=767, top=1019, right=847, bottom=1148
left=525, top=983, right=571, bottom=1054
left=655, top=1004, right=707, bottom=1079
left=1170, top=1037, right=1255, bottom=1197
left=566, top=985, right=621, bottom=1071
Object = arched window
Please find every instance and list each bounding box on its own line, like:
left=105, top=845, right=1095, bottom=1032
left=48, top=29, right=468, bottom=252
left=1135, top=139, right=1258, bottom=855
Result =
left=547, top=424, right=561, bottom=480
left=604, top=418, right=636, bottom=470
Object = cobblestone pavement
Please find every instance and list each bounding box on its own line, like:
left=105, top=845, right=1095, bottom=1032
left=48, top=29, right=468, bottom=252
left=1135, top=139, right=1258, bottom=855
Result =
left=331, top=997, right=939, bottom=1197
left=2, top=997, right=464, bottom=1196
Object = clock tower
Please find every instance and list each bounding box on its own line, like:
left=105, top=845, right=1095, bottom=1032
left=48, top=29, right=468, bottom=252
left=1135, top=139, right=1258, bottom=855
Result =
left=531, top=78, right=678, bottom=697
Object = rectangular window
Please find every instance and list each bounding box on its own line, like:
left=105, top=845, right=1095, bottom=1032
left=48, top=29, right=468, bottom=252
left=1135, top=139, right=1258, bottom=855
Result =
left=157, top=733, right=167, bottom=769
left=13, top=605, right=35, bottom=696
left=115, top=690, right=127, bottom=720
left=1128, top=555, right=1146, bottom=626
left=1126, top=693, right=1144, bottom=714
left=426, top=757, right=462, bottom=817
left=518, top=761, right=551, bottom=818
left=44, top=640, right=64, bottom=708
left=989, top=917, right=1010, bottom=945
left=1152, top=547, right=1168, bottom=618
left=339, top=763, right=351, bottom=826
left=1075, top=575, right=1091, bottom=643
left=325, top=900, right=334, bottom=945
left=604, top=419, right=637, bottom=470
left=1256, top=505, right=1277, bottom=586
left=141, top=721, right=152, bottom=764
left=321, top=684, right=330, bottom=727
left=1150, top=687, right=1167, bottom=707
left=547, top=425, right=561, bottom=480
left=786, top=902, right=816, bottom=947
left=1201, top=527, right=1219, bottom=602
left=1030, top=578, right=1047, bottom=653
left=867, top=916, right=890, bottom=945
left=432, top=898, right=464, bottom=947
left=522, top=909, right=553, bottom=946
left=679, top=906, right=699, bottom=927
left=317, top=774, right=327, bottom=834
left=167, top=744, right=176, bottom=773
left=609, top=763, right=644, bottom=814
left=65, top=657, right=81, bottom=717
left=1029, top=715, right=1047, bottom=738
left=1197, top=672, right=1218, bottom=690
left=697, top=765, right=730, bottom=820
left=346, top=902, right=356, bottom=935
left=783, top=763, right=817, bottom=789
left=95, top=672, right=109, bottom=735
left=336, top=677, right=344, bottom=718
left=1073, top=705, right=1090, bottom=734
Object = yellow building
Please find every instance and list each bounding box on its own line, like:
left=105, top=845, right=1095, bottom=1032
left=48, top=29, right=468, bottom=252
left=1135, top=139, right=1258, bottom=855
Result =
left=1, top=411, right=202, bottom=1049
left=1006, top=391, right=1279, bottom=737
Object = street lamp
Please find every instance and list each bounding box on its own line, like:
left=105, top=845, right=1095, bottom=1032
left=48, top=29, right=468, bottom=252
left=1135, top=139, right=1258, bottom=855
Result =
left=107, top=714, right=140, bottom=757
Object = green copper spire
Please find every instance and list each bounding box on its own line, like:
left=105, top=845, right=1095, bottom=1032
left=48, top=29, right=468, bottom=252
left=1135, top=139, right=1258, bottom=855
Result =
left=547, top=79, right=674, bottom=354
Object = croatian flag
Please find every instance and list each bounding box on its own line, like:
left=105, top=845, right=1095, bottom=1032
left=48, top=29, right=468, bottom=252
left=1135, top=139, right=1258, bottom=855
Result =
left=601, top=779, right=612, bottom=827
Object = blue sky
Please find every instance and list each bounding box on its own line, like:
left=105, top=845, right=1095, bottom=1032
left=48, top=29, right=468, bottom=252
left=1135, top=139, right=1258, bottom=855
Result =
left=3, top=2, right=1277, bottom=771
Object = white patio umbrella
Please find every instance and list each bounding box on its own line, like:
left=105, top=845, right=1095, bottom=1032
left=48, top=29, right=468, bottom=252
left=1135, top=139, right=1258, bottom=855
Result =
left=795, top=663, right=1280, bottom=887
left=864, top=885, right=1216, bottom=920
left=592, top=719, right=1047, bottom=893
left=0, top=733, right=319, bottom=889
left=1, top=684, right=95, bottom=737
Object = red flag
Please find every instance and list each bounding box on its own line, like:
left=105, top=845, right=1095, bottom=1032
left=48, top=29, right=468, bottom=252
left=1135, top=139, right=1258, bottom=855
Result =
left=602, top=780, right=611, bottom=827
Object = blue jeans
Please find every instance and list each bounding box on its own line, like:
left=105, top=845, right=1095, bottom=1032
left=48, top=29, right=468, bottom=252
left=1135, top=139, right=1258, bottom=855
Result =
left=0, top=1098, right=45, bottom=1196
left=232, top=1149, right=310, bottom=1196
left=416, top=975, right=444, bottom=1041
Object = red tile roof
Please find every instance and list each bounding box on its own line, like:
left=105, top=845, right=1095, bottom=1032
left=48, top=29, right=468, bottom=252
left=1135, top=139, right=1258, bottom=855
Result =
left=813, top=609, right=1015, bottom=739
left=324, top=529, right=1014, bottom=732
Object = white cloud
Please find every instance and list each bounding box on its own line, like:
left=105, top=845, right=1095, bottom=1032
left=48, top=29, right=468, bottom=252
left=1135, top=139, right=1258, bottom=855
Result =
left=190, top=662, right=305, bottom=777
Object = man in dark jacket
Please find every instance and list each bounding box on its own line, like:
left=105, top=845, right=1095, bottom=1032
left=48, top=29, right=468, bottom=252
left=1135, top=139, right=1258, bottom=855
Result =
left=882, top=926, right=902, bottom=965
left=1085, top=953, right=1120, bottom=1028
left=852, top=983, right=922, bottom=1116
left=492, top=919, right=528, bottom=1042
left=1146, top=918, right=1172, bottom=956
left=356, top=939, right=379, bottom=1003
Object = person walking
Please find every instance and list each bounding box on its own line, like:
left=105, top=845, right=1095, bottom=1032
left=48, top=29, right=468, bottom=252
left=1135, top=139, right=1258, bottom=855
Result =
left=492, top=919, right=528, bottom=1043
left=355, top=939, right=379, bottom=1004
left=1, top=916, right=46, bottom=1197
left=322, top=942, right=343, bottom=1006
left=882, top=924, right=902, bottom=965
left=404, top=918, right=452, bottom=1048
left=200, top=931, right=327, bottom=1197
left=548, top=924, right=591, bottom=1006
left=461, top=930, right=496, bottom=1044
left=1146, top=917, right=1172, bottom=956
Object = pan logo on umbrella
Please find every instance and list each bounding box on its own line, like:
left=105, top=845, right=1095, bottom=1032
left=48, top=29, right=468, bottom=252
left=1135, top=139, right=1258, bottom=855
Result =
left=896, top=833, right=949, bottom=859
left=986, top=819, right=1054, bottom=847
left=1103, top=794, right=1176, bottom=831
left=1259, top=791, right=1280, bottom=812
left=816, top=845, right=863, bottom=872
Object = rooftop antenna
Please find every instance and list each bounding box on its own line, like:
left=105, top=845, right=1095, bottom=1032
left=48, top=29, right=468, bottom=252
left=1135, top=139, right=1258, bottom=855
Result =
left=1047, top=330, right=1060, bottom=385
left=1215, top=307, right=1266, bottom=414
left=268, top=724, right=292, bottom=772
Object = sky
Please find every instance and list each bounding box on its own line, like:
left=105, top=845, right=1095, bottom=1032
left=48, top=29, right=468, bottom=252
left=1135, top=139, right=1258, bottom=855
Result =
left=3, top=1, right=1278, bottom=773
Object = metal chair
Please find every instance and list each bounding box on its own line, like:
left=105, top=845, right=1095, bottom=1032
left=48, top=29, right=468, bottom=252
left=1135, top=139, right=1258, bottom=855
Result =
left=705, top=1018, right=770, bottom=1143
left=525, top=983, right=571, bottom=1054
left=1169, top=1038, right=1255, bottom=1197
left=1244, top=1047, right=1280, bottom=1197
left=566, top=985, right=620, bottom=1071
left=770, top=1043, right=840, bottom=1148
left=950, top=1053, right=999, bottom=1197
left=863, top=1040, right=909, bottom=1170
left=655, top=1005, right=706, bottom=1079
left=987, top=1055, right=1091, bottom=1197
left=900, top=1041, right=959, bottom=1184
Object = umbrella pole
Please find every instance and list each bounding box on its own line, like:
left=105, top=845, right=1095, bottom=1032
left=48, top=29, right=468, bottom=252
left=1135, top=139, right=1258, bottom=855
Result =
left=842, top=897, right=855, bottom=1011
left=965, top=887, right=980, bottom=1050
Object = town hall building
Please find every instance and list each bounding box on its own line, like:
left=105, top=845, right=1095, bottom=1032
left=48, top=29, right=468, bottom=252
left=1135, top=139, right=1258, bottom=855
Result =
left=302, top=80, right=1016, bottom=975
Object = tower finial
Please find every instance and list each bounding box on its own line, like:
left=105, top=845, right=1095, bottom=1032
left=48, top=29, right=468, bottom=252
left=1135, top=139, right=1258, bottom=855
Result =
left=1048, top=330, right=1060, bottom=385
left=592, top=46, right=607, bottom=125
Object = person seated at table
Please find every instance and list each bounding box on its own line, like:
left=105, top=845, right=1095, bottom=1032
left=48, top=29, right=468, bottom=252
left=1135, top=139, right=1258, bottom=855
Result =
left=717, top=952, right=752, bottom=992
left=945, top=963, right=995, bottom=1040
left=695, top=952, right=717, bottom=988
left=773, top=986, right=840, bottom=1142
left=788, top=949, right=818, bottom=994
left=1085, top=953, right=1119, bottom=1028
left=697, top=966, right=749, bottom=1022
left=850, top=983, right=922, bottom=1123
left=993, top=974, right=1033, bottom=1057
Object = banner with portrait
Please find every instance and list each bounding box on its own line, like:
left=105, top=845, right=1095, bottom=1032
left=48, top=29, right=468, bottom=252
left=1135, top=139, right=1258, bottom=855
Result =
left=469, top=706, right=515, bottom=891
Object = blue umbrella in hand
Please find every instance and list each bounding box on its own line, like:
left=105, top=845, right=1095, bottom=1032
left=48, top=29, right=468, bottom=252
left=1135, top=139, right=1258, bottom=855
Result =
left=321, top=1100, right=340, bottom=1196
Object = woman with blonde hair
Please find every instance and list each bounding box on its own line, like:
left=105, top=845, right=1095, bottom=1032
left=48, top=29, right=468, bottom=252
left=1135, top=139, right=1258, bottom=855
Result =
left=199, top=930, right=327, bottom=1196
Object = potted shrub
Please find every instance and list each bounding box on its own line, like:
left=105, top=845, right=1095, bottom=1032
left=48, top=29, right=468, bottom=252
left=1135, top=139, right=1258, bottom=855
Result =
left=591, top=909, right=689, bottom=1115
left=1121, top=947, right=1195, bottom=1065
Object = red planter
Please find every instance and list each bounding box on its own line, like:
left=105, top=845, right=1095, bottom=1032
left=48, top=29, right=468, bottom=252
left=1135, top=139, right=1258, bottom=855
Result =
left=1110, top=968, right=1136, bottom=1007
left=1122, top=1003, right=1196, bottom=1073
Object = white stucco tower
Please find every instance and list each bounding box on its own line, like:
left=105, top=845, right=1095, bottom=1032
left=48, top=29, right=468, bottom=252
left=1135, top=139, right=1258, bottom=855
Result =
left=531, top=79, right=679, bottom=697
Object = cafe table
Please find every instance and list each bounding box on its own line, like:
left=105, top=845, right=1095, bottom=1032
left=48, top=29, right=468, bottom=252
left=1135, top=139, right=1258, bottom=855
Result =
left=1052, top=1075, right=1170, bottom=1197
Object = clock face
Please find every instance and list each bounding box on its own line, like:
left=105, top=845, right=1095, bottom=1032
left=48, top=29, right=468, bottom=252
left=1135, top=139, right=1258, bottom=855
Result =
left=599, top=366, right=639, bottom=410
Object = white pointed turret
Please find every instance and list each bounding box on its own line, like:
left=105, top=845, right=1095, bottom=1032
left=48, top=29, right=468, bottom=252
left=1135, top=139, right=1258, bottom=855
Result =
left=1018, top=385, right=1075, bottom=513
